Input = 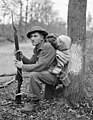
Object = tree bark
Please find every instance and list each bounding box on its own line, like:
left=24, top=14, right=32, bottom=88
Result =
left=64, top=0, right=87, bottom=105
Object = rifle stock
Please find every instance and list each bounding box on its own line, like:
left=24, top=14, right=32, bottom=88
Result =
left=12, top=13, right=23, bottom=104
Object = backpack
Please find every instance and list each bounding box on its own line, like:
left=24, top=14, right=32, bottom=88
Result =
left=46, top=34, right=71, bottom=87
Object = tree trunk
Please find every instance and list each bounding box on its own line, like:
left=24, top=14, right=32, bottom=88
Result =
left=25, top=0, right=28, bottom=32
left=64, top=0, right=87, bottom=105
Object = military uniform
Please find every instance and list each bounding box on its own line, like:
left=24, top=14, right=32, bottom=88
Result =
left=22, top=41, right=57, bottom=100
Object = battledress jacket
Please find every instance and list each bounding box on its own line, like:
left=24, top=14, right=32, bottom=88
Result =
left=21, top=41, right=57, bottom=72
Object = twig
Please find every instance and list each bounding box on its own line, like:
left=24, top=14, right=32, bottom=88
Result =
left=0, top=73, right=16, bottom=77
left=0, top=77, right=16, bottom=89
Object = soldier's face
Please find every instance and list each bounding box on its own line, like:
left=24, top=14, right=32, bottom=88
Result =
left=30, top=32, right=43, bottom=46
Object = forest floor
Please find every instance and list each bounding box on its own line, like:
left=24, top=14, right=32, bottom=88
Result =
left=0, top=78, right=93, bottom=120
left=0, top=42, right=93, bottom=120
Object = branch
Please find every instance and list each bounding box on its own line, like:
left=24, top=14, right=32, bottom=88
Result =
left=0, top=77, right=15, bottom=89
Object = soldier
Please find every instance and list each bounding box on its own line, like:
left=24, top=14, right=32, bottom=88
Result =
left=15, top=26, right=57, bottom=113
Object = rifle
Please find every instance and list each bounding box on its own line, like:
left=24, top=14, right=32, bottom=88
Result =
left=11, top=13, right=23, bottom=104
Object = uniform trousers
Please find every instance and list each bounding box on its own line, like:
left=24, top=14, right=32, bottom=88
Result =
left=29, top=71, right=58, bottom=100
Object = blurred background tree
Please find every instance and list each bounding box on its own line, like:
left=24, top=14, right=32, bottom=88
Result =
left=0, top=0, right=66, bottom=43
left=86, top=12, right=92, bottom=30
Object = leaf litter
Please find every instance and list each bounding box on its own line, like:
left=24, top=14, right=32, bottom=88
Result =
left=0, top=77, right=93, bottom=120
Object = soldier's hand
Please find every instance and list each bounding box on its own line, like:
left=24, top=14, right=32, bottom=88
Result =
left=15, top=60, right=23, bottom=69
left=14, top=50, right=23, bottom=59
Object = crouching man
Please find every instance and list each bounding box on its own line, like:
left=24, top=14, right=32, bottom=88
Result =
left=15, top=26, right=57, bottom=113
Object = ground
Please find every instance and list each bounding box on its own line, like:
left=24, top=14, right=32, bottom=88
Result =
left=0, top=78, right=93, bottom=120
left=0, top=42, right=93, bottom=120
